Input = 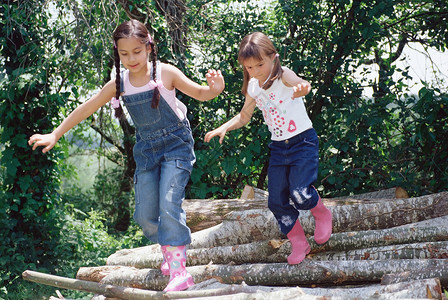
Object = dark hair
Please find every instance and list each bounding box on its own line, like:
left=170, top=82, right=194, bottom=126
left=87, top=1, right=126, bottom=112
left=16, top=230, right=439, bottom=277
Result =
left=112, top=19, right=160, bottom=118
left=238, top=32, right=282, bottom=96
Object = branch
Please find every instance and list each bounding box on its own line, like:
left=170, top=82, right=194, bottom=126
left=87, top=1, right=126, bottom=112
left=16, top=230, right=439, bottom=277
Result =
left=89, top=123, right=125, bottom=153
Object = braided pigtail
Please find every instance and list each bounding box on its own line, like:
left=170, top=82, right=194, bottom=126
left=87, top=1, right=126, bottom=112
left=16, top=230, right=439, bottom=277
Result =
left=149, top=39, right=161, bottom=109
left=113, top=42, right=124, bottom=119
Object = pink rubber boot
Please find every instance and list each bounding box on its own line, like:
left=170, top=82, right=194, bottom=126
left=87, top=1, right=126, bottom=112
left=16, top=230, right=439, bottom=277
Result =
left=310, top=196, right=333, bottom=244
left=160, top=246, right=170, bottom=276
left=287, top=220, right=311, bottom=264
left=162, top=245, right=194, bottom=292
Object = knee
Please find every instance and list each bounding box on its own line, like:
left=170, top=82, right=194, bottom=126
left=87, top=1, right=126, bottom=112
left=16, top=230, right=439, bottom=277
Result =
left=290, top=186, right=317, bottom=209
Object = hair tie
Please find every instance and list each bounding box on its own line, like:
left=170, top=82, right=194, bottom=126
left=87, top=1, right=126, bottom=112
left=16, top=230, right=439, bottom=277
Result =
left=113, top=40, right=117, bottom=49
left=275, top=53, right=279, bottom=57
left=148, top=80, right=163, bottom=89
left=110, top=97, right=120, bottom=108
left=147, top=33, right=153, bottom=44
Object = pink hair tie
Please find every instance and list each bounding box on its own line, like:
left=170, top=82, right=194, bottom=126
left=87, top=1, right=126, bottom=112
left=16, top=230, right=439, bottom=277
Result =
left=148, top=33, right=153, bottom=44
left=148, top=80, right=163, bottom=89
left=113, top=40, right=117, bottom=48
left=110, top=97, right=120, bottom=108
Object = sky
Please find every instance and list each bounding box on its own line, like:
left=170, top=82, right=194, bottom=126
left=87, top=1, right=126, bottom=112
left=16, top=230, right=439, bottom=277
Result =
left=359, top=42, right=448, bottom=98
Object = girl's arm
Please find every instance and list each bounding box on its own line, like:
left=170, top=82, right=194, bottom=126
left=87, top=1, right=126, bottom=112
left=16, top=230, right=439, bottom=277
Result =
left=29, top=80, right=116, bottom=153
left=162, top=63, right=225, bottom=101
left=281, top=67, right=311, bottom=98
left=204, top=95, right=257, bottom=144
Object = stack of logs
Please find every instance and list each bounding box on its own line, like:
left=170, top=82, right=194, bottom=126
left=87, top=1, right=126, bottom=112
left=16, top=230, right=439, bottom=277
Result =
left=23, top=187, right=448, bottom=299
left=71, top=187, right=448, bottom=299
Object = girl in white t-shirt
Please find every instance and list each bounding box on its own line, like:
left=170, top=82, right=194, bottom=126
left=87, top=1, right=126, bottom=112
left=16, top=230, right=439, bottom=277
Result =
left=205, top=32, right=332, bottom=265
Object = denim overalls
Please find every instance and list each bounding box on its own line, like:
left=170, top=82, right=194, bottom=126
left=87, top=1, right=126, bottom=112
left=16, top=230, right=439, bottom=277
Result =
left=121, top=73, right=195, bottom=247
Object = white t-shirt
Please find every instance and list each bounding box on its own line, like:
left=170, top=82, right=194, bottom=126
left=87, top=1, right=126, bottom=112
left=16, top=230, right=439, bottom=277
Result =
left=247, top=76, right=312, bottom=141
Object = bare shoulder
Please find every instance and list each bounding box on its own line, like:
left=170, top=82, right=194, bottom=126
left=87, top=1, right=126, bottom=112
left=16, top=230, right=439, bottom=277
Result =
left=281, top=67, right=303, bottom=87
left=160, top=63, right=184, bottom=89
left=282, top=67, right=300, bottom=86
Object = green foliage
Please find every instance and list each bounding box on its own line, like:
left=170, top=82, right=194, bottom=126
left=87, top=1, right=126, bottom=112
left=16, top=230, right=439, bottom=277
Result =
left=1, top=0, right=448, bottom=298
left=184, top=0, right=280, bottom=198
left=0, top=1, right=68, bottom=296
left=185, top=0, right=448, bottom=198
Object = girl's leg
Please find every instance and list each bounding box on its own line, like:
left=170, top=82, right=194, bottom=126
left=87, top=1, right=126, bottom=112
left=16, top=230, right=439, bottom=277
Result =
left=267, top=162, right=299, bottom=234
left=268, top=160, right=310, bottom=265
left=288, top=131, right=332, bottom=245
left=133, top=169, right=160, bottom=243
left=158, top=160, right=192, bottom=246
left=159, top=159, right=194, bottom=291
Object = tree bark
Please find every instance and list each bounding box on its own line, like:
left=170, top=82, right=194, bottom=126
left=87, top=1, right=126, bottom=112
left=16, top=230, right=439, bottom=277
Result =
left=23, top=270, right=164, bottom=300
left=106, top=223, right=448, bottom=268
left=106, top=212, right=448, bottom=269
left=184, top=197, right=268, bottom=232
left=77, top=259, right=448, bottom=291
left=382, top=266, right=448, bottom=288
left=189, top=277, right=443, bottom=300
left=188, top=192, right=447, bottom=249
left=309, top=241, right=448, bottom=261
left=28, top=270, right=442, bottom=300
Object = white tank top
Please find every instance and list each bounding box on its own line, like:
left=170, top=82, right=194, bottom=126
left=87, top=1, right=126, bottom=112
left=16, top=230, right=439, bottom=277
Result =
left=247, top=76, right=312, bottom=141
left=122, top=61, right=187, bottom=120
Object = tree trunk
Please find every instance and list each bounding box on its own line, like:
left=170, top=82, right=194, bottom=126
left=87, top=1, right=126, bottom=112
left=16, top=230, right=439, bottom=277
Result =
left=191, top=277, right=443, bottom=300
left=188, top=192, right=447, bottom=249
left=77, top=259, right=448, bottom=291
left=106, top=219, right=448, bottom=268
left=184, top=197, right=268, bottom=232
left=26, top=270, right=442, bottom=300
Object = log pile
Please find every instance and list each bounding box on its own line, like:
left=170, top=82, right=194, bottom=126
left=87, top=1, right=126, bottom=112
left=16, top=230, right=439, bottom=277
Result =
left=23, top=188, right=448, bottom=299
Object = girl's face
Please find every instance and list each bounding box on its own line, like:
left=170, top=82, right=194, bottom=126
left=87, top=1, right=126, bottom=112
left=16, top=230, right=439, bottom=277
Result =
left=117, top=37, right=151, bottom=73
left=242, top=53, right=275, bottom=84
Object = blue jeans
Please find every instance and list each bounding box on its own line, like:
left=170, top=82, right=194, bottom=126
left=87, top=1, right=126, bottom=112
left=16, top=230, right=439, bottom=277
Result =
left=267, top=128, right=320, bottom=235
left=133, top=159, right=192, bottom=246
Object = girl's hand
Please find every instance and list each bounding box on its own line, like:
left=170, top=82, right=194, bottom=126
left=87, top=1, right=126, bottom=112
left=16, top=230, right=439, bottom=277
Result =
left=28, top=133, right=58, bottom=153
left=292, top=81, right=311, bottom=99
left=205, top=69, right=225, bottom=95
left=204, top=126, right=227, bottom=144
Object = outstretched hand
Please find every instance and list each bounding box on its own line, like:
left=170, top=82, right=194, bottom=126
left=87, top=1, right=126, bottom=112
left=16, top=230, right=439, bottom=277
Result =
left=292, top=82, right=311, bottom=99
left=204, top=126, right=227, bottom=144
left=28, top=133, right=57, bottom=153
left=205, top=69, right=225, bottom=95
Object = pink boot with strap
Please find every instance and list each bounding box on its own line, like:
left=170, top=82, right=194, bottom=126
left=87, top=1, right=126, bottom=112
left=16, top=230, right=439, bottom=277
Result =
left=162, top=245, right=194, bottom=292
left=286, top=220, right=311, bottom=264
left=160, top=246, right=169, bottom=276
left=310, top=195, right=332, bottom=244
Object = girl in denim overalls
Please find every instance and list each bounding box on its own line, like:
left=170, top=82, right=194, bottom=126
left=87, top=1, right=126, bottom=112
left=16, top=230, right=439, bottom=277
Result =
left=29, top=19, right=224, bottom=291
left=205, top=32, right=332, bottom=265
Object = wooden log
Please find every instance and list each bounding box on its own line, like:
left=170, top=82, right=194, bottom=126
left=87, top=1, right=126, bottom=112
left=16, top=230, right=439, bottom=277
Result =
left=183, top=197, right=267, bottom=232
left=106, top=215, right=448, bottom=269
left=382, top=266, right=448, bottom=287
left=78, top=259, right=448, bottom=291
left=22, top=270, right=164, bottom=300
left=187, top=192, right=448, bottom=249
left=187, top=277, right=443, bottom=300
left=107, top=227, right=448, bottom=268
left=331, top=186, right=409, bottom=201
left=183, top=187, right=412, bottom=233
left=309, top=241, right=448, bottom=261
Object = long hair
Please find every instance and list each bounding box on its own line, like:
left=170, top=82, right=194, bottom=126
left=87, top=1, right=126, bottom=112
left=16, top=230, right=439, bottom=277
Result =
left=238, top=32, right=282, bottom=96
left=112, top=19, right=160, bottom=118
